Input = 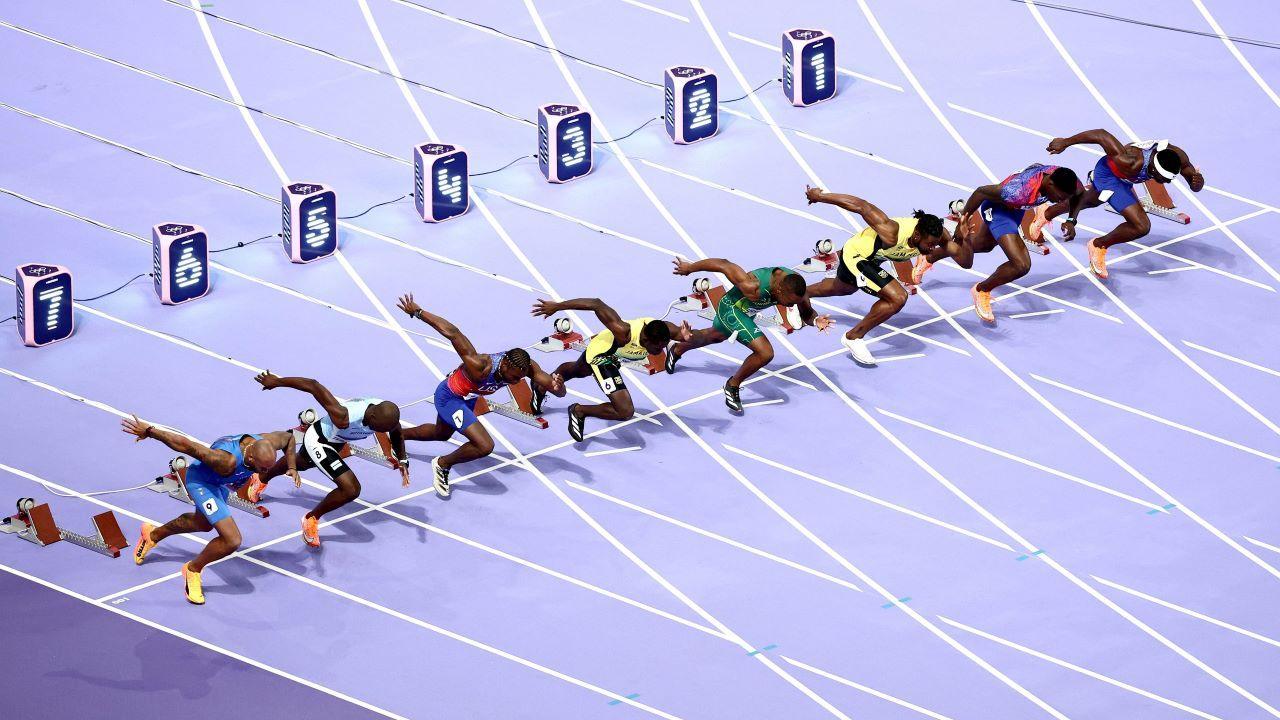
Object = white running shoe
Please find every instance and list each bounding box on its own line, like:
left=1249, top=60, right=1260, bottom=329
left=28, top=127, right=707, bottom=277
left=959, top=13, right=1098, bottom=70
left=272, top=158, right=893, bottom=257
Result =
left=841, top=335, right=876, bottom=366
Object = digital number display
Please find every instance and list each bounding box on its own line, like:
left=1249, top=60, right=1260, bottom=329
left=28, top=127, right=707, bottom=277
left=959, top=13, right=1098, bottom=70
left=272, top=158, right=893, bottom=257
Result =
left=169, top=233, right=207, bottom=303
left=299, top=193, right=335, bottom=260
left=558, top=115, right=590, bottom=172
left=432, top=154, right=467, bottom=221
left=683, top=75, right=717, bottom=140
left=16, top=264, right=73, bottom=347
left=539, top=105, right=592, bottom=182
left=801, top=37, right=836, bottom=106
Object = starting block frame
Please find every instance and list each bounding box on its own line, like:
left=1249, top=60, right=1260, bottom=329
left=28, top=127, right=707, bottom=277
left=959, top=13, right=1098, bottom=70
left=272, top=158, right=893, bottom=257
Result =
left=148, top=458, right=270, bottom=518
left=532, top=324, right=666, bottom=376
left=1107, top=178, right=1191, bottom=225
left=474, top=380, right=548, bottom=429
left=674, top=281, right=803, bottom=334
left=1, top=498, right=128, bottom=558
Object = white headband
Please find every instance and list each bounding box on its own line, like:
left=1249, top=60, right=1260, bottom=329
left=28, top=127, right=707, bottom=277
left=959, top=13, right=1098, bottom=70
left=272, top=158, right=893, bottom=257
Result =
left=1152, top=152, right=1177, bottom=181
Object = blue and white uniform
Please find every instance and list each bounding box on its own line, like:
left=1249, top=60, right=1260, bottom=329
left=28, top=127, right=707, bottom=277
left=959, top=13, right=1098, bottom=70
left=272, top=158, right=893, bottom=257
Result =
left=434, top=353, right=511, bottom=431
left=304, top=398, right=383, bottom=481
left=184, top=434, right=261, bottom=525
left=1091, top=140, right=1167, bottom=213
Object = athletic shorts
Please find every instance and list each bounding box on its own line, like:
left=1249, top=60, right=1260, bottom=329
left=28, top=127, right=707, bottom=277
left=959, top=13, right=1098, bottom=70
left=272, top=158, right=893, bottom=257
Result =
left=585, top=354, right=627, bottom=395
left=711, top=297, right=764, bottom=346
left=836, top=252, right=893, bottom=297
left=1089, top=157, right=1140, bottom=214
left=978, top=200, right=1024, bottom=240
left=302, top=423, right=353, bottom=482
left=185, top=478, right=232, bottom=526
left=433, top=377, right=480, bottom=431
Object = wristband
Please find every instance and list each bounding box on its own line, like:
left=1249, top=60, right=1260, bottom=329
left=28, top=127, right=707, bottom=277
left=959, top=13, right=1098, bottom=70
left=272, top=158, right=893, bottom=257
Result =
left=1064, top=217, right=1077, bottom=224
left=413, top=309, right=424, bottom=320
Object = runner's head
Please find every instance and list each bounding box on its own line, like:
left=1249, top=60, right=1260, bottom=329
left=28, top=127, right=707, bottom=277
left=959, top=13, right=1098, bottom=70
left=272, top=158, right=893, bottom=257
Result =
left=244, top=439, right=279, bottom=472
left=499, top=348, right=533, bottom=383
left=774, top=272, right=807, bottom=306
left=911, top=209, right=946, bottom=254
left=639, top=320, right=672, bottom=354
left=1044, top=167, right=1080, bottom=203
left=364, top=401, right=401, bottom=432
left=1150, top=148, right=1182, bottom=184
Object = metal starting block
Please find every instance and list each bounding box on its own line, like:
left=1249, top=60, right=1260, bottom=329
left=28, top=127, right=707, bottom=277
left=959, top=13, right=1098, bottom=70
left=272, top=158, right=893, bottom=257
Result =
left=294, top=410, right=400, bottom=469
left=799, top=238, right=838, bottom=274
left=148, top=457, right=269, bottom=518
left=1109, top=178, right=1191, bottom=225
left=1, top=498, right=128, bottom=558
left=475, top=380, right=548, bottom=428
left=532, top=321, right=666, bottom=375
left=676, top=278, right=802, bottom=333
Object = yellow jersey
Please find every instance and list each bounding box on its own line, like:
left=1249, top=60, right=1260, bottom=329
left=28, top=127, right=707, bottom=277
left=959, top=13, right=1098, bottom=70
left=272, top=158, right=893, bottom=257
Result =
left=841, top=216, right=921, bottom=265
left=585, top=317, right=653, bottom=364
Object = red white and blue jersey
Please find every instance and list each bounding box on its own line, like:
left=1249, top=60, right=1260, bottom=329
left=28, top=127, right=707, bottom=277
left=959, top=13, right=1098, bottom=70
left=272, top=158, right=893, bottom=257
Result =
left=1106, top=140, right=1164, bottom=184
left=445, top=353, right=510, bottom=398
left=997, top=163, right=1062, bottom=210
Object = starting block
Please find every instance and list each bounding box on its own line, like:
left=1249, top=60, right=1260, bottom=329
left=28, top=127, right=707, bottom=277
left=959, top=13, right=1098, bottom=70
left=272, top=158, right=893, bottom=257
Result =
left=475, top=380, right=548, bottom=428
left=295, top=410, right=401, bottom=470
left=1108, top=179, right=1191, bottom=225
left=532, top=320, right=666, bottom=375
left=675, top=278, right=802, bottom=333
left=148, top=456, right=270, bottom=518
left=1, top=498, right=128, bottom=558
left=798, top=239, right=839, bottom=274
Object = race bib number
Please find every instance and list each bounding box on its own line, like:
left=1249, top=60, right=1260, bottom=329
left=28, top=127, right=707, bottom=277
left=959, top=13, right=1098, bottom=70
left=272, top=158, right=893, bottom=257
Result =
left=600, top=376, right=617, bottom=394
left=452, top=409, right=465, bottom=428
left=983, top=207, right=994, bottom=223
left=202, top=498, right=219, bottom=515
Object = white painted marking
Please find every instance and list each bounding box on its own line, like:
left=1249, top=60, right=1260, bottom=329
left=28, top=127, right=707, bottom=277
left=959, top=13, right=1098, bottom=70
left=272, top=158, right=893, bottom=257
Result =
left=810, top=300, right=973, bottom=356
left=1246, top=537, right=1280, bottom=557
left=583, top=446, right=643, bottom=458
left=1191, top=0, right=1280, bottom=109
left=874, top=353, right=926, bottom=363
left=793, top=131, right=968, bottom=191
left=726, top=32, right=904, bottom=92
left=1008, top=309, right=1064, bottom=319
left=1024, top=0, right=1280, bottom=287
left=782, top=657, right=958, bottom=720
left=0, top=562, right=408, bottom=720
left=876, top=408, right=1164, bottom=511
left=481, top=187, right=687, bottom=258
left=638, top=159, right=848, bottom=231
left=1183, top=341, right=1280, bottom=379
left=723, top=444, right=1014, bottom=551
left=1030, top=374, right=1280, bottom=463
left=741, top=398, right=784, bottom=408
left=567, top=482, right=861, bottom=592
left=939, top=616, right=1227, bottom=720
left=1093, top=576, right=1280, bottom=650
left=1148, top=265, right=1202, bottom=275
left=620, top=0, right=688, bottom=22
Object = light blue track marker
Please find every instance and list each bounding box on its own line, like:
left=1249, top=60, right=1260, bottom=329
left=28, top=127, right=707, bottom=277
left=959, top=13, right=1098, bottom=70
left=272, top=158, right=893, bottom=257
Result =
left=881, top=596, right=911, bottom=608
left=747, top=644, right=778, bottom=656
left=608, top=693, right=641, bottom=706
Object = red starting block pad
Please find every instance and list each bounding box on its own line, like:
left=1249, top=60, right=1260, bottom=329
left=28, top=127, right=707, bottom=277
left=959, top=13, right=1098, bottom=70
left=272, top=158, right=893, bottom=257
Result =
left=532, top=326, right=666, bottom=375
left=674, top=281, right=802, bottom=334
left=1, top=498, right=128, bottom=558
left=148, top=458, right=269, bottom=518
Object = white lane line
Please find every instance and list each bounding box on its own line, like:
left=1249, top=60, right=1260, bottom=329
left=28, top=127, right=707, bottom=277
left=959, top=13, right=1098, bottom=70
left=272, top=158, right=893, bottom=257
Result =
left=1148, top=266, right=1202, bottom=275
left=1191, top=0, right=1280, bottom=109
left=807, top=300, right=973, bottom=357
left=3, top=457, right=683, bottom=719
left=794, top=131, right=969, bottom=191
left=874, top=353, right=926, bottom=363
left=638, top=159, right=848, bottom=231
left=1024, top=0, right=1280, bottom=287
left=781, top=657, right=958, bottom=720
left=723, top=444, right=1015, bottom=552
left=1009, top=309, right=1064, bottom=319
left=787, top=3, right=1280, bottom=709
left=938, top=616, right=1227, bottom=720
left=620, top=0, right=689, bottom=22
left=692, top=7, right=1069, bottom=715
left=1183, top=341, right=1280, bottom=379
left=1030, top=374, right=1280, bottom=463
left=0, top=562, right=409, bottom=720
left=567, top=482, right=862, bottom=592
left=480, top=187, right=689, bottom=257
left=365, top=3, right=832, bottom=714
left=725, top=32, right=904, bottom=92
left=584, top=446, right=643, bottom=458
left=1246, top=537, right=1280, bottom=557
left=933, top=259, right=1125, bottom=322
left=741, top=398, right=784, bottom=408
left=945, top=101, right=1280, bottom=215
left=701, top=348, right=821, bottom=390
left=875, top=408, right=1165, bottom=511
left=1092, top=576, right=1280, bottom=651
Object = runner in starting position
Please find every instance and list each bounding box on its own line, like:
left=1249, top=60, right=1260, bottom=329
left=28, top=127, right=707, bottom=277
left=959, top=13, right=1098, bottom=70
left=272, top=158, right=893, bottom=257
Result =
left=530, top=296, right=691, bottom=441
left=125, top=415, right=293, bottom=604
left=397, top=293, right=563, bottom=499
